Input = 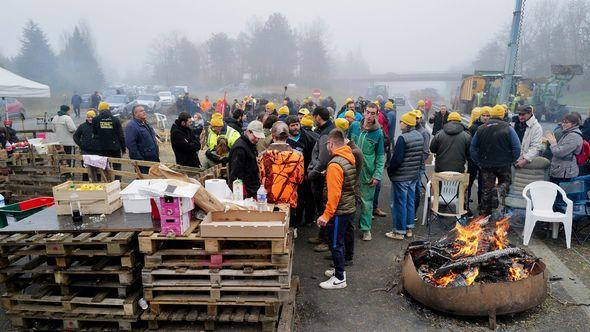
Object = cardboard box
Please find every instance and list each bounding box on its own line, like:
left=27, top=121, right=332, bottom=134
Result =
left=200, top=210, right=288, bottom=238
left=160, top=211, right=191, bottom=236
left=53, top=180, right=122, bottom=215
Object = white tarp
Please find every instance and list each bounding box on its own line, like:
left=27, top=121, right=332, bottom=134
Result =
left=0, top=66, right=51, bottom=98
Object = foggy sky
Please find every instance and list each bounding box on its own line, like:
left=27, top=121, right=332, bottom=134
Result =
left=1, top=0, right=514, bottom=77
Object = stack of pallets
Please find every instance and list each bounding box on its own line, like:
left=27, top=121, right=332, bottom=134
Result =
left=138, top=219, right=296, bottom=331
left=0, top=230, right=143, bottom=331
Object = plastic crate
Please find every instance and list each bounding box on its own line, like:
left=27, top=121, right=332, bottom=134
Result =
left=0, top=197, right=54, bottom=228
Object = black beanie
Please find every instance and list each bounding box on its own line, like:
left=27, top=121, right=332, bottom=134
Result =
left=60, top=105, right=70, bottom=112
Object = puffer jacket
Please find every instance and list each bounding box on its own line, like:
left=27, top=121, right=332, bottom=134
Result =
left=307, top=120, right=336, bottom=180
left=519, top=114, right=543, bottom=162
left=73, top=121, right=99, bottom=154
left=550, top=126, right=583, bottom=179
left=429, top=121, right=471, bottom=172
left=258, top=143, right=304, bottom=208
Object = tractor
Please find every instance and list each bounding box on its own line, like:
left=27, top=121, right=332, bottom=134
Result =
left=529, top=65, right=583, bottom=122
left=453, top=71, right=522, bottom=114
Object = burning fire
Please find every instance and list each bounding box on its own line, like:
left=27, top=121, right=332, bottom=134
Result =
left=434, top=272, right=458, bottom=287
left=452, top=221, right=483, bottom=258
left=464, top=267, right=479, bottom=285
left=508, top=259, right=529, bottom=281
left=494, top=217, right=510, bottom=250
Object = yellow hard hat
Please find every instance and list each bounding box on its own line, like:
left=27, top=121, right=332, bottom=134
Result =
left=344, top=97, right=353, bottom=105
left=210, top=114, right=224, bottom=127
left=384, top=101, right=394, bottom=110
left=266, top=102, right=276, bottom=111
left=335, top=118, right=349, bottom=131
left=447, top=112, right=462, bottom=122
left=412, top=109, right=423, bottom=118
left=401, top=112, right=417, bottom=126
left=490, top=105, right=505, bottom=118
left=278, top=106, right=289, bottom=115
left=98, top=102, right=110, bottom=111
left=298, top=108, right=310, bottom=115
left=417, top=100, right=425, bottom=107
left=300, top=114, right=314, bottom=127
left=480, top=106, right=492, bottom=115
left=345, top=110, right=355, bottom=119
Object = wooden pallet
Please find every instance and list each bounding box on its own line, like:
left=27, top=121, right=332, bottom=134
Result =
left=0, top=230, right=136, bottom=256
left=1, top=285, right=140, bottom=316
left=1, top=247, right=138, bottom=270
left=139, top=222, right=290, bottom=256
left=7, top=311, right=140, bottom=331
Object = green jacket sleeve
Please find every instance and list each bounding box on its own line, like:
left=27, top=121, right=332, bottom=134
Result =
left=372, top=131, right=385, bottom=181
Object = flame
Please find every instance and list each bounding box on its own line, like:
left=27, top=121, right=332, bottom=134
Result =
left=508, top=259, right=529, bottom=281
left=452, top=221, right=483, bottom=258
left=464, top=267, right=479, bottom=285
left=494, top=217, right=510, bottom=250
left=434, top=272, right=458, bottom=287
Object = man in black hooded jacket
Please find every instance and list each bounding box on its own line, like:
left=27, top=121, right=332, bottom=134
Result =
left=170, top=112, right=201, bottom=168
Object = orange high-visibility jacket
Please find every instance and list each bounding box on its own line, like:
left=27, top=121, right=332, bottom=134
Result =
left=258, top=143, right=304, bottom=208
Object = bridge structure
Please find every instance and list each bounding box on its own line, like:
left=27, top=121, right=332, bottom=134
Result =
left=332, top=72, right=464, bottom=83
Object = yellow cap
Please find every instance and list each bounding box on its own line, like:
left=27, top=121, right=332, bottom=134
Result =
left=384, top=101, right=394, bottom=109
left=490, top=105, right=505, bottom=118
left=86, top=110, right=97, bottom=118
left=345, top=110, right=355, bottom=119
left=300, top=114, right=314, bottom=127
left=480, top=106, right=491, bottom=115
left=278, top=106, right=289, bottom=115
left=344, top=97, right=353, bottom=105
left=210, top=114, right=224, bottom=127
left=412, top=109, right=423, bottom=118
left=401, top=112, right=417, bottom=126
left=335, top=118, right=349, bottom=131
left=417, top=100, right=425, bottom=107
left=98, top=102, right=109, bottom=111
left=447, top=112, right=462, bottom=122
left=266, top=102, right=275, bottom=111
left=298, top=108, right=310, bottom=115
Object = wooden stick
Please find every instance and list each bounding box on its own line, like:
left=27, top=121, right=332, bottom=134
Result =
left=433, top=247, right=524, bottom=278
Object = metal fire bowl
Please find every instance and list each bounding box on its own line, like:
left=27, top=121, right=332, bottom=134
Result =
left=402, top=251, right=548, bottom=317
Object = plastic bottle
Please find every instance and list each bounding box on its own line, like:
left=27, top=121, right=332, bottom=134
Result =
left=0, top=194, right=4, bottom=207
left=256, top=185, right=268, bottom=211
left=232, top=179, right=244, bottom=201
left=70, top=193, right=83, bottom=223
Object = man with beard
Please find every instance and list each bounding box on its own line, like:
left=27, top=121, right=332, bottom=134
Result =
left=171, top=112, right=201, bottom=167
left=286, top=115, right=318, bottom=234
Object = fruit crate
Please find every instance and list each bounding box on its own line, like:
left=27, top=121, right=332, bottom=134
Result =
left=52, top=180, right=122, bottom=215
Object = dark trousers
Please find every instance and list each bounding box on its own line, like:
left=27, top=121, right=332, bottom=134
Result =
left=101, top=150, right=122, bottom=180
left=293, top=181, right=315, bottom=228
left=73, top=105, right=81, bottom=118
left=326, top=213, right=354, bottom=280
left=480, top=166, right=512, bottom=215
left=414, top=165, right=425, bottom=213
left=373, top=181, right=381, bottom=210
left=467, top=161, right=482, bottom=210
left=311, top=178, right=329, bottom=242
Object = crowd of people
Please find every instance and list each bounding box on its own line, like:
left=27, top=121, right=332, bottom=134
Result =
left=40, top=92, right=590, bottom=291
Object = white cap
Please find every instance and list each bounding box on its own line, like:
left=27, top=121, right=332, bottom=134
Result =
left=247, top=120, right=265, bottom=139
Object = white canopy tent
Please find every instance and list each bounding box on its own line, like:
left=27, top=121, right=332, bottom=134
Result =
left=0, top=66, right=51, bottom=98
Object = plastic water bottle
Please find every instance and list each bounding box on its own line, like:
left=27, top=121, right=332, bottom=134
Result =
left=256, top=185, right=268, bottom=211
left=233, top=179, right=244, bottom=201
left=0, top=194, right=4, bottom=207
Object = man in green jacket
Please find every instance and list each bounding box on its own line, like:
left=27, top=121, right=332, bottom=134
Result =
left=348, top=102, right=385, bottom=241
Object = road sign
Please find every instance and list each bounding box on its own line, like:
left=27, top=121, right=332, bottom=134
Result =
left=312, top=89, right=321, bottom=98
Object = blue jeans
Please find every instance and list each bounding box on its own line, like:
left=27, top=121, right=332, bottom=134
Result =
left=391, top=180, right=417, bottom=234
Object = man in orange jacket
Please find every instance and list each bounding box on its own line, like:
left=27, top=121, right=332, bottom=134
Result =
left=258, top=121, right=304, bottom=211
left=317, top=129, right=357, bottom=290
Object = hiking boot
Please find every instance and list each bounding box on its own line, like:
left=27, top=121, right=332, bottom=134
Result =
left=361, top=231, right=372, bottom=241
left=373, top=208, right=387, bottom=217
left=319, top=275, right=347, bottom=289
left=406, top=229, right=413, bottom=238
left=385, top=231, right=405, bottom=240
left=307, top=237, right=322, bottom=244
left=314, top=243, right=329, bottom=252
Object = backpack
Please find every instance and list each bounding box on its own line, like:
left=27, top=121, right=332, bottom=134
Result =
left=575, top=139, right=590, bottom=166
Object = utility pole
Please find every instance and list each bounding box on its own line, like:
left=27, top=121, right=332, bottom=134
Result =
left=499, top=0, right=524, bottom=104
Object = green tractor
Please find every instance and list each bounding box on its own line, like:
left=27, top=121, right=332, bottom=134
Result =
left=530, top=65, right=583, bottom=122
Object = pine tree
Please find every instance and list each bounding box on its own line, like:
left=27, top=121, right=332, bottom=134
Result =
left=206, top=33, right=236, bottom=87
left=58, top=25, right=105, bottom=93
left=299, top=20, right=331, bottom=86
left=13, top=20, right=58, bottom=86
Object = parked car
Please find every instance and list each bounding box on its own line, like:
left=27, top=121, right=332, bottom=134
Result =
left=116, top=94, right=161, bottom=117
left=105, top=94, right=130, bottom=112
left=157, top=91, right=174, bottom=106
left=394, top=96, right=406, bottom=107
left=0, top=97, right=26, bottom=120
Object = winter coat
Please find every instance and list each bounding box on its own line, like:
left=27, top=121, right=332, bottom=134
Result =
left=287, top=128, right=318, bottom=172
left=52, top=114, right=76, bottom=146
left=207, top=126, right=240, bottom=150
left=348, top=119, right=385, bottom=183
left=429, top=111, right=449, bottom=136
left=323, top=145, right=357, bottom=220
left=470, top=119, right=521, bottom=168
left=90, top=94, right=101, bottom=109
left=430, top=121, right=471, bottom=173
left=415, top=124, right=431, bottom=164
left=73, top=121, right=99, bottom=154
left=71, top=94, right=82, bottom=107
left=385, top=109, right=396, bottom=142
left=225, top=117, right=243, bottom=135
left=388, top=128, right=424, bottom=182
left=124, top=118, right=159, bottom=162
left=228, top=135, right=260, bottom=198
left=307, top=120, right=336, bottom=181
left=258, top=143, right=305, bottom=208
left=170, top=121, right=200, bottom=167
left=549, top=126, right=583, bottom=179
left=92, top=110, right=126, bottom=153
left=518, top=114, right=544, bottom=162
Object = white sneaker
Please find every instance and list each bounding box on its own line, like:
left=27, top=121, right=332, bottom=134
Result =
left=293, top=228, right=298, bottom=239
left=324, top=269, right=347, bottom=278
left=319, top=275, right=347, bottom=289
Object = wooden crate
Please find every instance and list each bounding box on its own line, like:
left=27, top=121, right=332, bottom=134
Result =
left=200, top=210, right=289, bottom=238
left=7, top=311, right=140, bottom=331
left=52, top=180, right=122, bottom=215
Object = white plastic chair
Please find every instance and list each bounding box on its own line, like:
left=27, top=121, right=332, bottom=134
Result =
left=422, top=171, right=467, bottom=225
left=522, top=181, right=573, bottom=248
left=154, top=113, right=167, bottom=130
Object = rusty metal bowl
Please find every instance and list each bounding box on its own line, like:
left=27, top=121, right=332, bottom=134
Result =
left=402, top=251, right=547, bottom=320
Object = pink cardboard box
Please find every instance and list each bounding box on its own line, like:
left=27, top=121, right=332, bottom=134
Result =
left=160, top=211, right=191, bottom=236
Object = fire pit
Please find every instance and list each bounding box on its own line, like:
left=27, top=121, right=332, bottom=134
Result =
left=401, top=216, right=548, bottom=329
